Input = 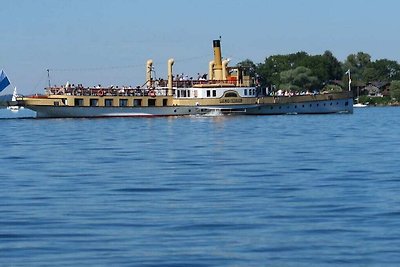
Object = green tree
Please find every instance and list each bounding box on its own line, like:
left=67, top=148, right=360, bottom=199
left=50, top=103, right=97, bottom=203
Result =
left=321, top=50, right=344, bottom=81
left=390, top=80, right=400, bottom=101
left=279, top=66, right=318, bottom=92
left=253, top=49, right=400, bottom=94
left=343, top=52, right=372, bottom=81
left=362, top=67, right=380, bottom=82
left=257, top=51, right=343, bottom=90
left=321, top=84, right=343, bottom=93
left=257, top=54, right=295, bottom=87
left=295, top=51, right=342, bottom=84
left=237, top=59, right=257, bottom=77
left=363, top=59, right=400, bottom=81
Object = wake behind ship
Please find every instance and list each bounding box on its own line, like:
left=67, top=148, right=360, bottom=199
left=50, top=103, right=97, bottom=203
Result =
left=15, top=40, right=353, bottom=118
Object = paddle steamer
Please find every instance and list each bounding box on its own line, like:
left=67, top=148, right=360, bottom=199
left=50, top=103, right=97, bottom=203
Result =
left=15, top=40, right=353, bottom=118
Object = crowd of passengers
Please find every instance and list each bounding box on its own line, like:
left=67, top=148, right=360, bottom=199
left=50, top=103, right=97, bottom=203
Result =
left=48, top=84, right=320, bottom=98
left=47, top=73, right=232, bottom=96
left=48, top=84, right=165, bottom=97
left=267, top=89, right=320, bottom=97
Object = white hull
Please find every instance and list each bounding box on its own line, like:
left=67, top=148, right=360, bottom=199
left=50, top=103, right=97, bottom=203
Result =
left=27, top=97, right=353, bottom=118
left=353, top=103, right=367, bottom=108
left=7, top=87, right=23, bottom=112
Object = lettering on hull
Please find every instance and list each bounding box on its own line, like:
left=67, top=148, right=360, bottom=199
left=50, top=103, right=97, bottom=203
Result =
left=219, top=99, right=243, bottom=103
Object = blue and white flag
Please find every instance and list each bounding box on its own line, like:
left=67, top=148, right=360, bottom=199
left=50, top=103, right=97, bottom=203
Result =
left=0, top=70, right=11, bottom=92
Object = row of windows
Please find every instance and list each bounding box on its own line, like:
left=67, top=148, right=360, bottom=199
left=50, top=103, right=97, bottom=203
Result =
left=244, top=89, right=256, bottom=96
left=177, top=89, right=220, bottom=98
left=176, top=89, right=216, bottom=98
left=177, top=89, right=217, bottom=98
left=177, top=90, right=191, bottom=98
left=176, top=89, right=253, bottom=98
left=73, top=98, right=168, bottom=107
left=206, top=89, right=254, bottom=97
left=206, top=90, right=217, bottom=97
left=265, top=101, right=349, bottom=110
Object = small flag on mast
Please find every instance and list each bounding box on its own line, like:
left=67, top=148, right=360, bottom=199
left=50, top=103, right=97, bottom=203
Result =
left=0, top=70, right=11, bottom=92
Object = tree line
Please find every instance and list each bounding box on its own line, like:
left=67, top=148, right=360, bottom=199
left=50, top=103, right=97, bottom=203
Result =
left=238, top=51, right=400, bottom=100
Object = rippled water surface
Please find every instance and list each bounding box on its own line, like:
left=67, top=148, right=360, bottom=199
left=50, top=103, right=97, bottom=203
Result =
left=1, top=107, right=400, bottom=266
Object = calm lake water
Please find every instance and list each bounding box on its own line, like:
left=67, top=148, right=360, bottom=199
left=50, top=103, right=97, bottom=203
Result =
left=1, top=107, right=400, bottom=266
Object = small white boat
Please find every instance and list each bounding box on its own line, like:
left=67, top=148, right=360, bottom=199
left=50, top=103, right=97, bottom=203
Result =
left=7, top=87, right=23, bottom=112
left=353, top=103, right=367, bottom=108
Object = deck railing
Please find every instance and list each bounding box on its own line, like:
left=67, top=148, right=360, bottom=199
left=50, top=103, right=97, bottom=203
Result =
left=46, top=79, right=246, bottom=97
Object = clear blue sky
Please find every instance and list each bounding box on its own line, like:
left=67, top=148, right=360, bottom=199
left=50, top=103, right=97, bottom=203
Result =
left=1, top=0, right=399, bottom=94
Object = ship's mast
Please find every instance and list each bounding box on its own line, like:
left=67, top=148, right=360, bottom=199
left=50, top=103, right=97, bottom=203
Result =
left=47, top=69, right=51, bottom=87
